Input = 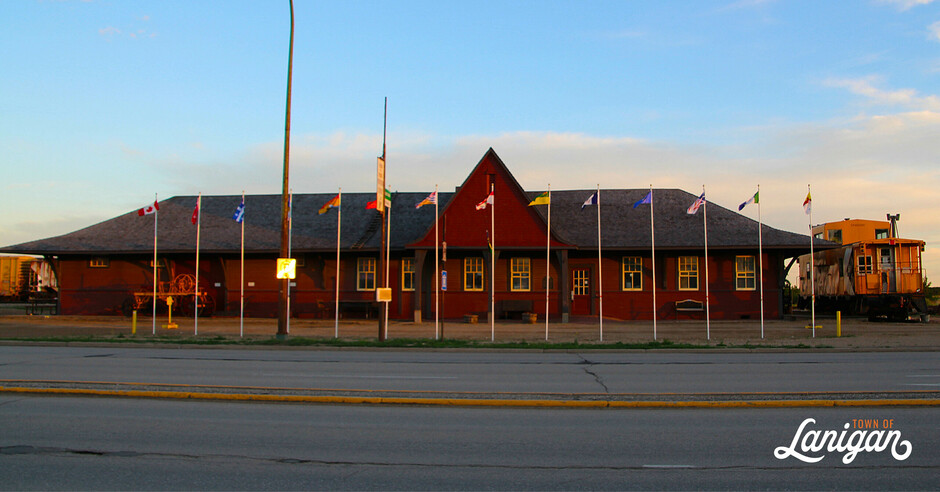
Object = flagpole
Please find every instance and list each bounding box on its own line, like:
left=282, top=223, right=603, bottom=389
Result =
left=490, top=183, right=495, bottom=342
left=335, top=188, right=341, bottom=338
left=703, top=186, right=710, bottom=341
left=758, top=184, right=764, bottom=339
left=287, top=189, right=292, bottom=335
left=545, top=185, right=551, bottom=341
left=808, top=184, right=815, bottom=338
left=240, top=191, right=245, bottom=338
left=384, top=192, right=391, bottom=340
left=434, top=184, right=440, bottom=340
left=152, top=193, right=158, bottom=336
left=650, top=186, right=657, bottom=340
left=597, top=185, right=603, bottom=342
left=194, top=192, right=201, bottom=336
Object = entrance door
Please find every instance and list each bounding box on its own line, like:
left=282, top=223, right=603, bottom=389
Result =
left=879, top=247, right=896, bottom=293
left=571, top=268, right=591, bottom=316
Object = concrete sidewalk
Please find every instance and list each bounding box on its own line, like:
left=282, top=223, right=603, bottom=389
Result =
left=0, top=313, right=937, bottom=349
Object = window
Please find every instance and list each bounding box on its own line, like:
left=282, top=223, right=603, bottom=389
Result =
left=357, top=257, right=376, bottom=291
left=89, top=257, right=109, bottom=268
left=814, top=232, right=824, bottom=240
left=510, top=257, right=530, bottom=292
left=464, top=257, right=484, bottom=291
left=401, top=258, right=415, bottom=291
left=875, top=229, right=889, bottom=240
left=622, top=257, right=642, bottom=290
left=735, top=256, right=756, bottom=290
left=857, top=255, right=872, bottom=274
left=828, top=229, right=842, bottom=244
left=678, top=256, right=699, bottom=290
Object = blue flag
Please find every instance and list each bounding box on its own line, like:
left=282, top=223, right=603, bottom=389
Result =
left=633, top=191, right=652, bottom=209
left=232, top=201, right=245, bottom=223
left=581, top=192, right=598, bottom=210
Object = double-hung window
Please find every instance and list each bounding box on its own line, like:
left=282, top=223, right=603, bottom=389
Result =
left=464, top=257, right=484, bottom=291
left=510, top=257, right=530, bottom=292
left=735, top=256, right=756, bottom=290
left=678, top=256, right=699, bottom=290
left=622, top=257, right=642, bottom=290
left=357, top=257, right=376, bottom=291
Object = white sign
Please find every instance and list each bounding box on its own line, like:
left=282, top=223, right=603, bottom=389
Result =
left=441, top=270, right=447, bottom=291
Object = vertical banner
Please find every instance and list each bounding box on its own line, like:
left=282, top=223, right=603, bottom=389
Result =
left=376, top=157, right=386, bottom=214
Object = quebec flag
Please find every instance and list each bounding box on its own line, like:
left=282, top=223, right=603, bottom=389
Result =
left=232, top=201, right=245, bottom=223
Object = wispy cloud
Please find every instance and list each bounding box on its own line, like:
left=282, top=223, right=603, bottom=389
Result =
left=98, top=26, right=120, bottom=40
left=824, top=76, right=940, bottom=110
left=929, top=20, right=940, bottom=42
left=97, top=14, right=156, bottom=41
left=875, top=0, right=936, bottom=11
left=719, top=0, right=777, bottom=11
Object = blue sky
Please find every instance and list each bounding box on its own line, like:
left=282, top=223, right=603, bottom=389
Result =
left=2, top=0, right=939, bottom=275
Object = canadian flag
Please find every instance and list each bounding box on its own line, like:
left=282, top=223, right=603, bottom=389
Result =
left=138, top=201, right=159, bottom=216
left=191, top=196, right=200, bottom=225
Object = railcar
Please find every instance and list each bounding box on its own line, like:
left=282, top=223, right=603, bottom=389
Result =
left=1, top=256, right=56, bottom=301
left=797, top=216, right=928, bottom=322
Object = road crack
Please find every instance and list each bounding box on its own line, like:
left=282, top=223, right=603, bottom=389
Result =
left=577, top=355, right=609, bottom=393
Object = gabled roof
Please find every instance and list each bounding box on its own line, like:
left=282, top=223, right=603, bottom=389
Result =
left=1, top=149, right=832, bottom=257
left=409, top=148, right=574, bottom=250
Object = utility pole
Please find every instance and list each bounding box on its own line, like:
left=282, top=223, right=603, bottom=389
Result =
left=378, top=98, right=387, bottom=341
left=277, top=0, right=294, bottom=339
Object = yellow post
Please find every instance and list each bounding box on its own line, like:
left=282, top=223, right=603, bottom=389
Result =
left=164, top=296, right=178, bottom=330
left=836, top=310, right=841, bottom=337
left=132, top=310, right=137, bottom=335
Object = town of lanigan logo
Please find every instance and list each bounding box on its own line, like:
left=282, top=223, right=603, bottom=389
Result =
left=774, top=418, right=912, bottom=464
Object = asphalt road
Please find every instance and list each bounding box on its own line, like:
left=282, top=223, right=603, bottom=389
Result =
left=0, top=395, right=936, bottom=490
left=1, top=346, right=938, bottom=394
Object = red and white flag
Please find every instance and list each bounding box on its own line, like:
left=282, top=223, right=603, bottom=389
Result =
left=191, top=196, right=201, bottom=225
left=475, top=192, right=494, bottom=210
left=138, top=201, right=159, bottom=216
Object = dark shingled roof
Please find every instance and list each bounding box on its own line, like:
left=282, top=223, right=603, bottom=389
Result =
left=526, top=189, right=826, bottom=252
left=1, top=189, right=830, bottom=256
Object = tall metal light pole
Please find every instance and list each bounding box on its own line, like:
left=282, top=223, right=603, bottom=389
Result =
left=377, top=98, right=387, bottom=341
left=277, top=0, right=294, bottom=339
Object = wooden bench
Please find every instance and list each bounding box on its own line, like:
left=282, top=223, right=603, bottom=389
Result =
left=498, top=300, right=533, bottom=320
left=675, top=299, right=704, bottom=318
left=337, top=300, right=379, bottom=319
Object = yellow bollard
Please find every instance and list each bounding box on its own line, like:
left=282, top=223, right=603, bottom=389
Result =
left=836, top=311, right=841, bottom=337
left=163, top=296, right=178, bottom=330
left=132, top=310, right=137, bottom=335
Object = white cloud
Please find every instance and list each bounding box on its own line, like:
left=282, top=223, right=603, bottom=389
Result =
left=929, top=20, right=940, bottom=42
left=876, top=0, right=936, bottom=11
left=824, top=77, right=940, bottom=111
left=98, top=26, right=120, bottom=39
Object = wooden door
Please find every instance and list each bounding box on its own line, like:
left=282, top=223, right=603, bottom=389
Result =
left=571, top=268, right=591, bottom=315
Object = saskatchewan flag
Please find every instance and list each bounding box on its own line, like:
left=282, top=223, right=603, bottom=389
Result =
left=528, top=191, right=550, bottom=206
left=738, top=191, right=759, bottom=211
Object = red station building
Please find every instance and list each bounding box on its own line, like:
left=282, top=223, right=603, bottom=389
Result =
left=2, top=149, right=827, bottom=322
